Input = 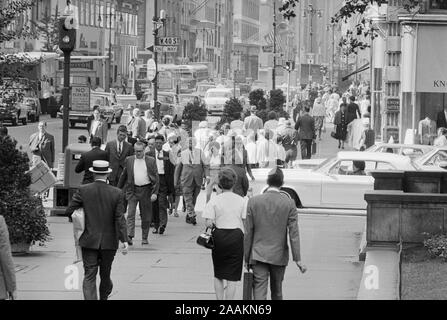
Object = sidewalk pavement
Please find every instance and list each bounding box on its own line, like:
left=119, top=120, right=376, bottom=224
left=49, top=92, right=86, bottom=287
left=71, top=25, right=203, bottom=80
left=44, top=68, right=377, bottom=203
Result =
left=16, top=189, right=364, bottom=300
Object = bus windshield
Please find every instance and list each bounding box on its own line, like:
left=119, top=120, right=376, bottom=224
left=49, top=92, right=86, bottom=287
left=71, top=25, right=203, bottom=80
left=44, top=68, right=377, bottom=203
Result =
left=206, top=91, right=231, bottom=98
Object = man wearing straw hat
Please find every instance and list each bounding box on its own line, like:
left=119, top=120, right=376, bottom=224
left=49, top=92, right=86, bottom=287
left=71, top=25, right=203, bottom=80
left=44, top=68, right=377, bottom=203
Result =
left=66, top=160, right=128, bottom=300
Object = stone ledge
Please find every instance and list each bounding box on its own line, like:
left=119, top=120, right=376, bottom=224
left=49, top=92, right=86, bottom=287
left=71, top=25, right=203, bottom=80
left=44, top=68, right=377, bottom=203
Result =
left=357, top=247, right=401, bottom=300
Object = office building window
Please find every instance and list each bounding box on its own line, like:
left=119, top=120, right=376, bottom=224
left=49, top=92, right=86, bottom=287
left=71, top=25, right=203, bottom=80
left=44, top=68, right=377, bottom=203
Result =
left=388, top=22, right=400, bottom=36
left=387, top=52, right=401, bottom=67
left=385, top=82, right=400, bottom=97
left=430, top=0, right=447, bottom=9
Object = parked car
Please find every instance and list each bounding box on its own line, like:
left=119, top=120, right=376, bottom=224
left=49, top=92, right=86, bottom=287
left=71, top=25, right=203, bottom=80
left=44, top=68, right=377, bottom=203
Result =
left=365, top=143, right=433, bottom=160
left=0, top=94, right=28, bottom=126
left=21, top=97, right=41, bottom=122
left=136, top=91, right=183, bottom=120
left=413, top=146, right=447, bottom=170
left=195, top=82, right=216, bottom=98
left=204, top=86, right=240, bottom=115
left=251, top=152, right=417, bottom=210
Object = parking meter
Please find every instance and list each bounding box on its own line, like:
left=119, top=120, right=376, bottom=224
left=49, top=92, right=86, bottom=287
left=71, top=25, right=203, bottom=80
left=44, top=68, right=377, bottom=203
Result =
left=64, top=143, right=91, bottom=188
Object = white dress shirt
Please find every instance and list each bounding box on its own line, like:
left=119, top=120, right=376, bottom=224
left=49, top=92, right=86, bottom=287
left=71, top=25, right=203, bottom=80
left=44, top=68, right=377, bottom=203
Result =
left=91, top=120, right=100, bottom=135
left=155, top=149, right=165, bottom=174
left=133, top=158, right=150, bottom=186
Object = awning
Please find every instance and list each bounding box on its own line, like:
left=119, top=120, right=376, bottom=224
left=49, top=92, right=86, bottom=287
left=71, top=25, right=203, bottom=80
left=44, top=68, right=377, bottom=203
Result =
left=342, top=63, right=370, bottom=81
left=57, top=55, right=109, bottom=60
left=0, top=51, right=59, bottom=65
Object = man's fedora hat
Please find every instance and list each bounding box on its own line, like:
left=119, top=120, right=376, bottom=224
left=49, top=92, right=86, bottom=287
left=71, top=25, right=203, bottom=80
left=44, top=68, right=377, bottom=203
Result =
left=89, top=160, right=112, bottom=174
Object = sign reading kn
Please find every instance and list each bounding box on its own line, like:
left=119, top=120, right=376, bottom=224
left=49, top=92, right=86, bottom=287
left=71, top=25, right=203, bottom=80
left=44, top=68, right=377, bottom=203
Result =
left=71, top=85, right=90, bottom=111
left=158, top=37, right=179, bottom=46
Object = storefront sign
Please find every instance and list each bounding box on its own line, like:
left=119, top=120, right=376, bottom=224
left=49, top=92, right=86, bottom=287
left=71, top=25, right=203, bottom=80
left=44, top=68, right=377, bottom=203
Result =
left=416, top=25, right=447, bottom=93
left=58, top=60, right=94, bottom=70
left=386, top=98, right=400, bottom=111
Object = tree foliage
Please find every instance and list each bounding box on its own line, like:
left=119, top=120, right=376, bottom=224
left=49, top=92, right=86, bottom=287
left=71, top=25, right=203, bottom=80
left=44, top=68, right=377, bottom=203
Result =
left=219, top=97, right=243, bottom=126
left=248, top=89, right=267, bottom=110
left=268, top=89, right=286, bottom=113
left=31, top=10, right=60, bottom=52
left=182, top=100, right=207, bottom=132
left=0, top=136, right=50, bottom=245
left=279, top=0, right=420, bottom=53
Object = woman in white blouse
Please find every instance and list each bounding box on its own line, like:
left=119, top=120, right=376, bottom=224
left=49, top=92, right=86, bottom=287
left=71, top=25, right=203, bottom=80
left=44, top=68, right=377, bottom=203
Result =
left=202, top=168, right=247, bottom=300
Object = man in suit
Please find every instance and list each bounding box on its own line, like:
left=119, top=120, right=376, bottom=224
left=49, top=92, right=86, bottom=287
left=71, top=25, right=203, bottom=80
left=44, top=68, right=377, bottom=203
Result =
left=75, top=137, right=109, bottom=185
left=174, top=137, right=210, bottom=225
left=65, top=160, right=128, bottom=300
left=0, top=215, right=16, bottom=300
left=118, top=141, right=159, bottom=245
left=105, top=125, right=134, bottom=187
left=295, top=106, right=316, bottom=159
left=88, top=106, right=108, bottom=144
left=244, top=167, right=306, bottom=300
left=146, top=134, right=175, bottom=234
left=29, top=121, right=55, bottom=168
left=127, top=108, right=146, bottom=145
left=436, top=106, right=447, bottom=129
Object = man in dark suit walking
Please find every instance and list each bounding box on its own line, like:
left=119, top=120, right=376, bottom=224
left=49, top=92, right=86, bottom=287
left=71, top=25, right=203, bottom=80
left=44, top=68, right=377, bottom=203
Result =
left=29, top=121, right=55, bottom=168
left=146, top=134, right=175, bottom=234
left=75, top=137, right=109, bottom=185
left=295, top=106, right=316, bottom=159
left=105, top=125, right=134, bottom=187
left=244, top=167, right=306, bottom=300
left=65, top=160, right=128, bottom=300
left=437, top=106, right=447, bottom=129
left=118, top=142, right=159, bottom=245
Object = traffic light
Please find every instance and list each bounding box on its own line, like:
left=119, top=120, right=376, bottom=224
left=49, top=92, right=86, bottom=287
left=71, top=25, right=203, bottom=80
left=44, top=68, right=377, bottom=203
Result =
left=285, top=61, right=295, bottom=72
left=58, top=16, right=77, bottom=52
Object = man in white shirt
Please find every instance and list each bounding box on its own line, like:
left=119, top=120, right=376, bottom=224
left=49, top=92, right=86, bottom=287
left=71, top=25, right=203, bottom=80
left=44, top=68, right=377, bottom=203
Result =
left=88, top=106, right=108, bottom=145
left=118, top=142, right=159, bottom=245
left=244, top=105, right=263, bottom=138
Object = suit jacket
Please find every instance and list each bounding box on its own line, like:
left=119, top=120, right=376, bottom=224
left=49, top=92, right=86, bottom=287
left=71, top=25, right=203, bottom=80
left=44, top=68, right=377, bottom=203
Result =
left=88, top=118, right=108, bottom=144
left=147, top=149, right=175, bottom=194
left=75, top=147, right=109, bottom=185
left=105, top=140, right=134, bottom=183
left=65, top=181, right=127, bottom=250
left=117, top=155, right=159, bottom=196
left=174, top=148, right=210, bottom=187
left=29, top=131, right=55, bottom=168
left=127, top=117, right=146, bottom=139
left=437, top=111, right=447, bottom=129
left=295, top=113, right=316, bottom=140
left=0, top=216, right=16, bottom=300
left=244, top=190, right=301, bottom=266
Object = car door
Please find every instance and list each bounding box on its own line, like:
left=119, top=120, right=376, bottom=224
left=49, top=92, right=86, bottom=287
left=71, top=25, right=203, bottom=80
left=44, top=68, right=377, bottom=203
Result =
left=320, top=160, right=374, bottom=209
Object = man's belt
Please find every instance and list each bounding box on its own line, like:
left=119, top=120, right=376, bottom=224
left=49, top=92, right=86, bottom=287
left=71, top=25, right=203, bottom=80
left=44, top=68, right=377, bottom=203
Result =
left=134, top=184, right=152, bottom=188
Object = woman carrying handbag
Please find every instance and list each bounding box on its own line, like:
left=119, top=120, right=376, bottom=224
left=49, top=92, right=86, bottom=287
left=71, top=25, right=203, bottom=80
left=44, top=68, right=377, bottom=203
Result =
left=202, top=168, right=247, bottom=300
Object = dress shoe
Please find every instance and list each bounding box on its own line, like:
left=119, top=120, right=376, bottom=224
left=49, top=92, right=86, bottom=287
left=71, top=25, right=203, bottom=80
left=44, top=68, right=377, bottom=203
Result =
left=185, top=215, right=192, bottom=224
left=141, top=239, right=149, bottom=245
left=128, top=237, right=133, bottom=246
left=190, top=216, right=197, bottom=225
left=159, top=226, right=165, bottom=235
left=152, top=228, right=159, bottom=234
left=173, top=209, right=179, bottom=217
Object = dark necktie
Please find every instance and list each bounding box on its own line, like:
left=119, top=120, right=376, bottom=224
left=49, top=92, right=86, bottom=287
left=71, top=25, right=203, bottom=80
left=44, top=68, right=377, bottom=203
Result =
left=118, top=142, right=122, bottom=156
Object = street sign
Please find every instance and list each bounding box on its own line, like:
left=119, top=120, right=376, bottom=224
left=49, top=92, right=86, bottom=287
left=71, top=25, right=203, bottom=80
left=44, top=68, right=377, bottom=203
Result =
left=147, top=59, right=156, bottom=81
left=262, top=45, right=273, bottom=53
left=71, top=85, right=90, bottom=112
left=154, top=46, right=164, bottom=53
left=154, top=45, right=178, bottom=53
left=157, top=37, right=180, bottom=46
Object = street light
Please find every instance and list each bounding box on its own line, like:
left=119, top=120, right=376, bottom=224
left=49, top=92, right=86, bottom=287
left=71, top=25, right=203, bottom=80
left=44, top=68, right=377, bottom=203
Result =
left=302, top=4, right=322, bottom=84
left=260, top=0, right=277, bottom=90
left=152, top=4, right=167, bottom=120
left=98, top=7, right=123, bottom=92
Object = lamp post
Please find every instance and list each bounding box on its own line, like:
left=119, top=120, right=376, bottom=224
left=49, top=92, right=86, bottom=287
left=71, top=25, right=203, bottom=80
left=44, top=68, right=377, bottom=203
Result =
left=303, top=4, right=322, bottom=85
left=152, top=3, right=167, bottom=119
left=98, top=6, right=123, bottom=92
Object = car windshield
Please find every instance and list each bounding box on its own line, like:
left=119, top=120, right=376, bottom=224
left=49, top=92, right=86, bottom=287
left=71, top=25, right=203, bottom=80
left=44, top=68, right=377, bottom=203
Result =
left=159, top=95, right=174, bottom=103
left=206, top=91, right=231, bottom=98
left=312, top=157, right=338, bottom=172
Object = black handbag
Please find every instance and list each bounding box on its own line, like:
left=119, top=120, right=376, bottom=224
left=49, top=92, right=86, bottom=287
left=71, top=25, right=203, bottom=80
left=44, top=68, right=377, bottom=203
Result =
left=196, top=227, right=215, bottom=249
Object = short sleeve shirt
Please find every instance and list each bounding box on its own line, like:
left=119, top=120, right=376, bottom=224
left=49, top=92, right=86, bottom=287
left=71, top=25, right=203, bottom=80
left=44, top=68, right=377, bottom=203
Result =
left=202, top=192, right=247, bottom=233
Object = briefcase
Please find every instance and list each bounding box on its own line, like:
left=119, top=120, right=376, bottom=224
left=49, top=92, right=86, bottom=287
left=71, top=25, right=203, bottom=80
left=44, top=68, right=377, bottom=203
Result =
left=242, top=271, right=253, bottom=300
left=312, top=140, right=317, bottom=155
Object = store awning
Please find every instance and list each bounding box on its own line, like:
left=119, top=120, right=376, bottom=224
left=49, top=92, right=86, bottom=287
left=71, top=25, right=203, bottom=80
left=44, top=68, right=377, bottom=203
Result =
left=57, top=55, right=109, bottom=60
left=0, top=51, right=59, bottom=65
left=342, top=63, right=370, bottom=81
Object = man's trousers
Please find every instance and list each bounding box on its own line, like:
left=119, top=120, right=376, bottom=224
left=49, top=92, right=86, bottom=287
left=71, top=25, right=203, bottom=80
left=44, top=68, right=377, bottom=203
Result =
left=126, top=185, right=153, bottom=240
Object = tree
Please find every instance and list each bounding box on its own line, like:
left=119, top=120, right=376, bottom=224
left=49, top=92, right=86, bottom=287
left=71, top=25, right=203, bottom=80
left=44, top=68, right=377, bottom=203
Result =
left=248, top=89, right=267, bottom=110
left=0, top=0, right=41, bottom=79
left=31, top=10, right=60, bottom=52
left=0, top=135, right=50, bottom=247
left=279, top=0, right=419, bottom=54
left=182, top=100, right=207, bottom=132
left=268, top=89, right=286, bottom=113
left=217, top=97, right=243, bottom=129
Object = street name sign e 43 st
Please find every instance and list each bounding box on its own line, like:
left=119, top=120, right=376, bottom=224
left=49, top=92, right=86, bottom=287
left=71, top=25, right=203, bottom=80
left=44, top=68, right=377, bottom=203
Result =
left=157, top=37, right=180, bottom=46
left=154, top=45, right=178, bottom=53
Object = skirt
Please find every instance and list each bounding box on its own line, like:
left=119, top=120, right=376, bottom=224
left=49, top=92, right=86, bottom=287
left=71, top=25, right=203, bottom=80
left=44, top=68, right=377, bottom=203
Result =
left=212, top=228, right=244, bottom=281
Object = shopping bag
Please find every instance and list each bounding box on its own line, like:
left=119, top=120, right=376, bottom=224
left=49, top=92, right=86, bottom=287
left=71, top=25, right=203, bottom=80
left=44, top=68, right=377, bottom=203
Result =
left=312, top=140, right=317, bottom=155
left=242, top=270, right=253, bottom=300
left=72, top=208, right=85, bottom=263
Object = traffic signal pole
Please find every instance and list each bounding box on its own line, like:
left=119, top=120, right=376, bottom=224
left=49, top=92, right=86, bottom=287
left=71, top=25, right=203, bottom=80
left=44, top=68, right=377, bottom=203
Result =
left=153, top=0, right=159, bottom=120
left=63, top=52, right=71, bottom=152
